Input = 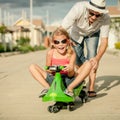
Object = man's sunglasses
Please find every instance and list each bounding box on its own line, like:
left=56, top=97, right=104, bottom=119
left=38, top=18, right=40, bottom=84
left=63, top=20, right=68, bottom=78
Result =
left=89, top=11, right=102, bottom=18
left=53, top=39, right=67, bottom=44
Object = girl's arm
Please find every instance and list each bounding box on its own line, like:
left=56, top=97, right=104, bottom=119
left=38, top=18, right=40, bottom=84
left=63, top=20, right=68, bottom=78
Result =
left=66, top=51, right=76, bottom=77
left=46, top=49, right=52, bottom=66
left=46, top=49, right=54, bottom=74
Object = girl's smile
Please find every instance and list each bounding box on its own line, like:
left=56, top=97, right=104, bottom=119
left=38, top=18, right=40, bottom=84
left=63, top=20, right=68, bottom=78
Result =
left=53, top=35, right=69, bottom=55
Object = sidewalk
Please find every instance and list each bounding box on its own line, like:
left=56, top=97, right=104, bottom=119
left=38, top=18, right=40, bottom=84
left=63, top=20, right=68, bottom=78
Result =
left=0, top=48, right=120, bottom=57
left=106, top=48, right=120, bottom=56
left=0, top=50, right=120, bottom=120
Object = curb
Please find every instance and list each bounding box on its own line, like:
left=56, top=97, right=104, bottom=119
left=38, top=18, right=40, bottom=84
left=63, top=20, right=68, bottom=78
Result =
left=0, top=49, right=120, bottom=57
left=0, top=51, right=21, bottom=57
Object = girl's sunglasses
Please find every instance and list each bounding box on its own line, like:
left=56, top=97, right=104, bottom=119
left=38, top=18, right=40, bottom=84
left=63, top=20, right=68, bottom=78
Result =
left=53, top=39, right=67, bottom=44
left=89, top=11, right=102, bottom=18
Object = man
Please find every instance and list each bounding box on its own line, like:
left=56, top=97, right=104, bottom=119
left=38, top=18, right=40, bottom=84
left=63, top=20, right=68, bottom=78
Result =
left=61, top=0, right=110, bottom=97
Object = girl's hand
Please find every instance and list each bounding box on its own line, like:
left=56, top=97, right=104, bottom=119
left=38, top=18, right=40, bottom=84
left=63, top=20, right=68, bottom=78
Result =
left=63, top=64, right=72, bottom=72
left=46, top=70, right=53, bottom=74
left=63, top=64, right=75, bottom=77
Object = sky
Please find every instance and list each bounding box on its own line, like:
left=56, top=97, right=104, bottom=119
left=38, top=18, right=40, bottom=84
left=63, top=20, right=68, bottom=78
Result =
left=0, top=0, right=119, bottom=25
left=0, top=0, right=117, bottom=8
left=0, top=0, right=81, bottom=8
left=0, top=0, right=118, bottom=8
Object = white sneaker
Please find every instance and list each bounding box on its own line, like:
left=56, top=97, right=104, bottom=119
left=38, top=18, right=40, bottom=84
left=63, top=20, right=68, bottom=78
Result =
left=64, top=89, right=74, bottom=97
left=39, top=89, right=48, bottom=98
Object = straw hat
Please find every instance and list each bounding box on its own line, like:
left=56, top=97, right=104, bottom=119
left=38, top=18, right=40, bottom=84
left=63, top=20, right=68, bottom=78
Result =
left=86, top=0, right=108, bottom=13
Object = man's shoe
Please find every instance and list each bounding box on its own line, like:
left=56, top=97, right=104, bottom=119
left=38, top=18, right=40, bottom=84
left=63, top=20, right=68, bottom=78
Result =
left=88, top=91, right=97, bottom=97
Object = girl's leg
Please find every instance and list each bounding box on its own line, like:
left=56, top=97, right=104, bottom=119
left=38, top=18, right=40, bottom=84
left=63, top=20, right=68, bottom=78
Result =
left=67, top=61, right=92, bottom=92
left=29, top=64, right=50, bottom=88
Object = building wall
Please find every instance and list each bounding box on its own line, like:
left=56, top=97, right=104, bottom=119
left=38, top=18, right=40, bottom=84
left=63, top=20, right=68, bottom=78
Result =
left=108, top=17, right=120, bottom=48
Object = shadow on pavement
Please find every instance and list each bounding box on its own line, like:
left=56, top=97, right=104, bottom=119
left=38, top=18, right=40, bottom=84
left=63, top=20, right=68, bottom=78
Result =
left=85, top=75, right=120, bottom=102
left=74, top=99, right=84, bottom=110
left=0, top=72, right=8, bottom=81
left=96, top=75, right=120, bottom=92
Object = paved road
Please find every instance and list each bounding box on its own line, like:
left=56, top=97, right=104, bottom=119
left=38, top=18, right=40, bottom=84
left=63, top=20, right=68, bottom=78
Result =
left=0, top=50, right=120, bottom=120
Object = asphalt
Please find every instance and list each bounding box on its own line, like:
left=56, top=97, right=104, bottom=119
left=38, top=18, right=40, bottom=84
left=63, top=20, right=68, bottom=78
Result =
left=0, top=49, right=120, bottom=120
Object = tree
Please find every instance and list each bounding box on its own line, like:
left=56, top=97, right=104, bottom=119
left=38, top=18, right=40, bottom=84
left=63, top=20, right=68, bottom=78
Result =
left=0, top=24, right=7, bottom=52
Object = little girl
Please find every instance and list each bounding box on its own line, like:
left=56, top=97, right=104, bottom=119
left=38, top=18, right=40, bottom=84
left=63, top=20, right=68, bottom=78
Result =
left=29, top=27, right=92, bottom=97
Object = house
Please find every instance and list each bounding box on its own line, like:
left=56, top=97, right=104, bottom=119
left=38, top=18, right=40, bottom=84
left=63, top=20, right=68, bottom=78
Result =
left=43, top=25, right=58, bottom=48
left=12, top=17, right=45, bottom=46
left=107, top=5, right=120, bottom=48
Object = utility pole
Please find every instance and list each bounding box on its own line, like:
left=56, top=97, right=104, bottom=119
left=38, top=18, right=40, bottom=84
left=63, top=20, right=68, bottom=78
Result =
left=30, top=0, right=33, bottom=25
left=46, top=10, right=49, bottom=37
left=0, top=8, right=2, bottom=24
left=3, top=10, right=7, bottom=25
left=118, top=0, right=120, bottom=9
left=30, top=0, right=34, bottom=46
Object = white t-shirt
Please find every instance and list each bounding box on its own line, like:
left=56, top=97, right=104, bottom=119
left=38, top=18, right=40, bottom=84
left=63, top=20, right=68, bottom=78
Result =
left=61, top=1, right=111, bottom=43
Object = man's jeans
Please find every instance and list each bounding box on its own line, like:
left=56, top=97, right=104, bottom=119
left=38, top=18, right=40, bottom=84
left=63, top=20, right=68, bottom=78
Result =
left=72, top=31, right=100, bottom=66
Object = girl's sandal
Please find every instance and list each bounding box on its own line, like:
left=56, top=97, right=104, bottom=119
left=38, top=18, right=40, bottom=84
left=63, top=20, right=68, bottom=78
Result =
left=64, top=89, right=74, bottom=97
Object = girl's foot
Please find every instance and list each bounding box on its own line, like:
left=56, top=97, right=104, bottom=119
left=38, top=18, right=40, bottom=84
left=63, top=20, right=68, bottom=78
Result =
left=39, top=89, right=48, bottom=97
left=64, top=89, right=74, bottom=97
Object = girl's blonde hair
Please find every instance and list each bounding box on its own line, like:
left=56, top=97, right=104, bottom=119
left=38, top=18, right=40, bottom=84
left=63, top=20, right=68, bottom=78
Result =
left=51, top=27, right=74, bottom=58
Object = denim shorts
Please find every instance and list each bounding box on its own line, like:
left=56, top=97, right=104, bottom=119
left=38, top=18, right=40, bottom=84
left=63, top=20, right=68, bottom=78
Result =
left=46, top=73, right=75, bottom=87
left=72, top=31, right=100, bottom=66
left=73, top=43, right=86, bottom=65
left=84, top=31, right=100, bottom=59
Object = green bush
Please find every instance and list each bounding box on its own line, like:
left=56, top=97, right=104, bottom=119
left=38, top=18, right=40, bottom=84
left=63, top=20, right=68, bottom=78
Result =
left=38, top=46, right=46, bottom=50
left=115, top=42, right=120, bottom=50
left=0, top=43, right=13, bottom=52
left=0, top=35, right=46, bottom=53
left=16, top=37, right=30, bottom=46
left=18, top=45, right=34, bottom=53
left=17, top=45, right=46, bottom=53
left=0, top=44, right=4, bottom=52
left=15, top=37, right=35, bottom=53
left=33, top=45, right=46, bottom=51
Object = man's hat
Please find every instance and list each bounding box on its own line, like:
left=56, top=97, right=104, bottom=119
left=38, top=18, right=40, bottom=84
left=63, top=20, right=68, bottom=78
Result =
left=86, top=0, right=108, bottom=13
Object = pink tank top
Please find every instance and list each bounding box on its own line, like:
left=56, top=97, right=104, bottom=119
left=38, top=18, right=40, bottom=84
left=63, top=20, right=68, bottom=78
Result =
left=51, top=50, right=70, bottom=74
left=51, top=57, right=69, bottom=66
left=51, top=49, right=70, bottom=66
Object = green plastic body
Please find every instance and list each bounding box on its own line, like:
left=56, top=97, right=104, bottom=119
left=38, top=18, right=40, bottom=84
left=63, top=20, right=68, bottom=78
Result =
left=42, top=72, right=83, bottom=102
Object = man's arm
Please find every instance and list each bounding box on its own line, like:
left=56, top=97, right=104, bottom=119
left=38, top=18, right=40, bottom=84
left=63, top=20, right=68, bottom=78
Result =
left=96, top=37, right=108, bottom=61
left=90, top=37, right=108, bottom=70
left=96, top=14, right=110, bottom=61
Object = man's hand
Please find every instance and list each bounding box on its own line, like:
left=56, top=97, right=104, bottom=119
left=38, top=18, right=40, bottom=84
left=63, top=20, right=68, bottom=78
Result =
left=90, top=57, right=99, bottom=71
left=70, top=41, right=77, bottom=46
